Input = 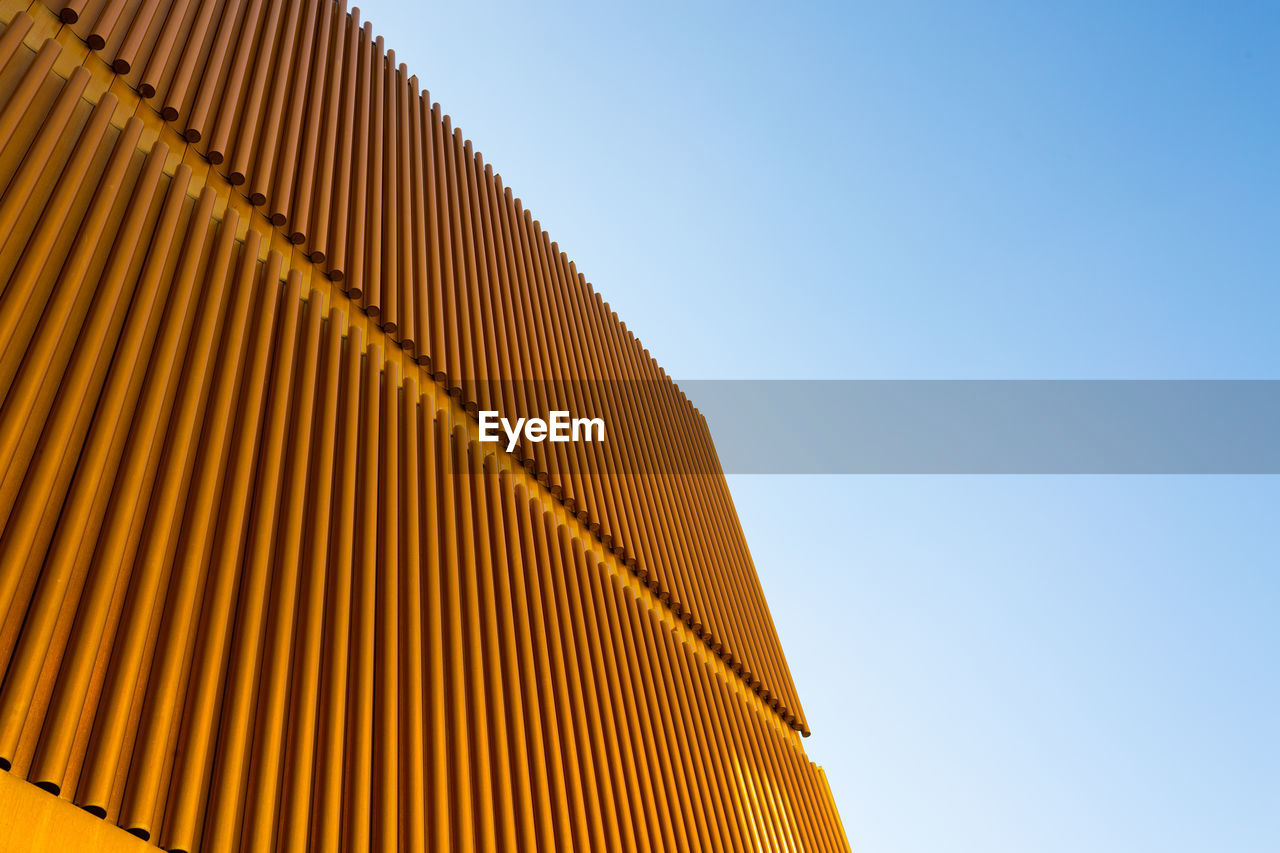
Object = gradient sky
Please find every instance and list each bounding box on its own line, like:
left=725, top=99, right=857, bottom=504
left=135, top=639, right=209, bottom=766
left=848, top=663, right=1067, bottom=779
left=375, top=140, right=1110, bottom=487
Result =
left=360, top=2, right=1278, bottom=850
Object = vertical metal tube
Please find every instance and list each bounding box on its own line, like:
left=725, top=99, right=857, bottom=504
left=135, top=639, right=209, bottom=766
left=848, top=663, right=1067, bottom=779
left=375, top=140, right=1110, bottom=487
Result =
left=420, top=402, right=452, bottom=853
left=224, top=0, right=285, bottom=185
left=160, top=0, right=225, bottom=123
left=464, top=442, right=517, bottom=849
left=482, top=461, right=540, bottom=850
left=377, top=49, right=401, bottom=336
left=372, top=355, right=399, bottom=851
left=363, top=36, right=386, bottom=318
left=57, top=3, right=89, bottom=25
left=395, top=63, right=416, bottom=352
left=86, top=0, right=130, bottom=52
left=562, top=536, right=635, bottom=851
left=396, top=371, right=426, bottom=853
left=339, top=20, right=371, bottom=295
left=310, top=320, right=362, bottom=853
left=0, top=110, right=137, bottom=497
left=110, top=0, right=166, bottom=74
left=0, top=61, right=87, bottom=277
left=199, top=268, right=303, bottom=852
left=187, top=0, right=253, bottom=147
left=406, top=77, right=431, bottom=364
left=341, top=339, right=380, bottom=851
left=0, top=162, right=192, bottom=771
left=70, top=194, right=236, bottom=824
left=308, top=2, right=353, bottom=264
left=526, top=503, right=597, bottom=851
left=160, top=249, right=284, bottom=851
left=247, top=0, right=305, bottom=208
left=285, top=0, right=337, bottom=243
left=275, top=302, right=343, bottom=853
left=509, top=483, right=574, bottom=849
left=115, top=222, right=262, bottom=836
left=137, top=0, right=195, bottom=98
left=238, top=285, right=326, bottom=851
left=268, top=0, right=320, bottom=227
left=422, top=97, right=449, bottom=377
left=0, top=12, right=32, bottom=74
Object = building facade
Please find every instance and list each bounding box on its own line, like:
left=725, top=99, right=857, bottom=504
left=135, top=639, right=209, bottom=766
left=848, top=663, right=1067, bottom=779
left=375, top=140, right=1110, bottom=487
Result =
left=0, top=1, right=849, bottom=849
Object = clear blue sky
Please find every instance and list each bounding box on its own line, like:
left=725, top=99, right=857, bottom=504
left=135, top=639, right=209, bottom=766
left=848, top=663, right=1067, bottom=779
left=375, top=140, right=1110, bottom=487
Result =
left=362, top=2, right=1278, bottom=850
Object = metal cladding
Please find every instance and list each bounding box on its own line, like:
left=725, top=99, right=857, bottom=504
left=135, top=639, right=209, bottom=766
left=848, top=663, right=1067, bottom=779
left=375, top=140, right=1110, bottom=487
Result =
left=0, top=1, right=849, bottom=850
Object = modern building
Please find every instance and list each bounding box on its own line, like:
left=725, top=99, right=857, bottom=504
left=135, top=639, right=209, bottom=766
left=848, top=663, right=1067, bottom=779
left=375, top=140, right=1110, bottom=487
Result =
left=0, top=1, right=849, bottom=849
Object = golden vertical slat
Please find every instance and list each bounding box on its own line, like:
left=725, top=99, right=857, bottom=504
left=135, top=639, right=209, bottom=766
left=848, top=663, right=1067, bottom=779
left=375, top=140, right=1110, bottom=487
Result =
left=0, top=12, right=32, bottom=75
left=68, top=193, right=233, bottom=821
left=115, top=223, right=262, bottom=837
left=462, top=441, right=517, bottom=848
left=615, top=581, right=696, bottom=851
left=0, top=159, right=192, bottom=771
left=527, top=501, right=601, bottom=851
left=420, top=398, right=451, bottom=853
left=84, top=0, right=129, bottom=52
left=238, top=285, right=325, bottom=851
left=362, top=34, right=385, bottom=317
left=223, top=0, right=282, bottom=185
left=266, top=0, right=317, bottom=226
left=498, top=190, right=558, bottom=499
left=187, top=0, right=253, bottom=150
left=454, top=139, right=490, bottom=416
left=339, top=18, right=370, bottom=296
left=396, top=371, right=426, bottom=853
left=310, top=320, right=361, bottom=853
left=394, top=62, right=416, bottom=352
left=583, top=551, right=661, bottom=852
left=421, top=95, right=448, bottom=377
left=277, top=0, right=326, bottom=237
left=433, top=414, right=475, bottom=849
left=341, top=338, right=379, bottom=851
left=57, top=3, right=90, bottom=25
left=0, top=137, right=165, bottom=696
left=481, top=462, right=539, bottom=850
left=509, top=482, right=575, bottom=848
left=0, top=113, right=141, bottom=783
left=372, top=355, right=399, bottom=852
left=0, top=64, right=92, bottom=355
left=0, top=111, right=138, bottom=529
left=245, top=0, right=301, bottom=207
left=548, top=523, right=618, bottom=850
left=274, top=302, right=343, bottom=853
left=160, top=248, right=283, bottom=852
left=562, top=536, right=637, bottom=850
left=373, top=45, right=394, bottom=333
left=0, top=39, right=62, bottom=173
left=308, top=1, right=352, bottom=266
left=158, top=0, right=225, bottom=123
left=135, top=0, right=192, bottom=98
left=109, top=0, right=164, bottom=74
left=441, top=118, right=477, bottom=401
left=199, top=267, right=302, bottom=852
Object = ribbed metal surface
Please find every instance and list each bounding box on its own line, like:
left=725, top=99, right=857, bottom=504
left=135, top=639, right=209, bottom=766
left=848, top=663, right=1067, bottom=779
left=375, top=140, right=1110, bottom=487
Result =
left=0, top=2, right=847, bottom=849
left=38, top=0, right=810, bottom=729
